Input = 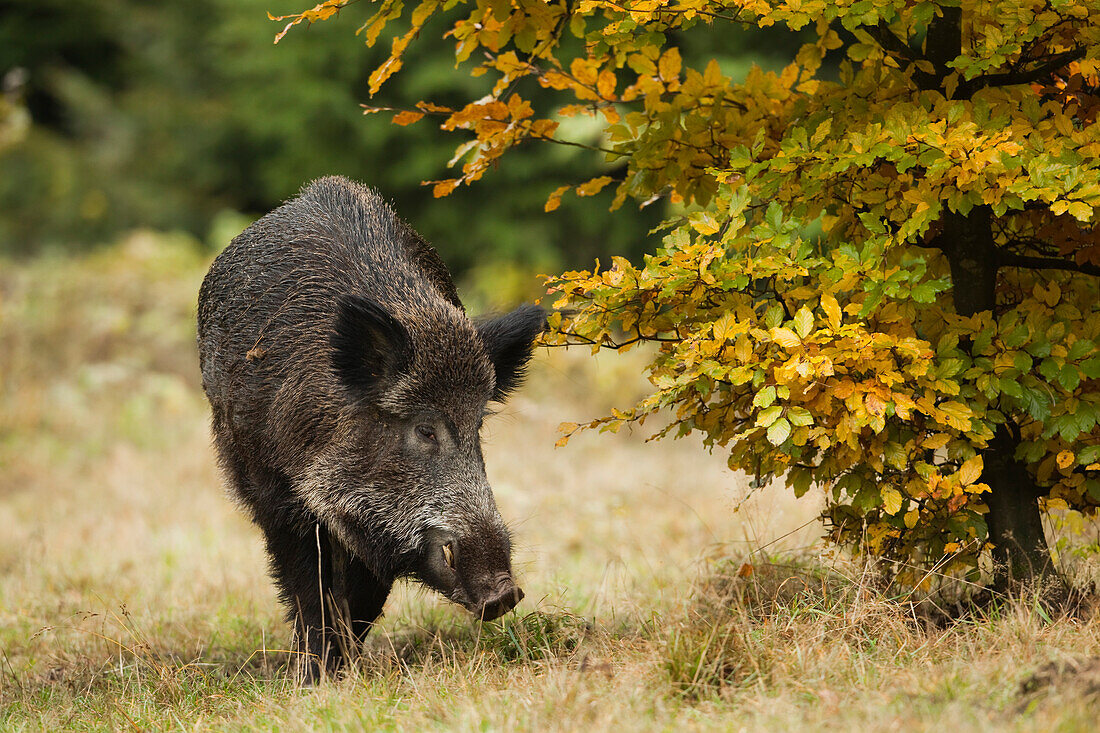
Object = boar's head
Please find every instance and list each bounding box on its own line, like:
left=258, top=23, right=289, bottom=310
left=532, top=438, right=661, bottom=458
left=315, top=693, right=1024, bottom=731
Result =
left=326, top=294, right=545, bottom=621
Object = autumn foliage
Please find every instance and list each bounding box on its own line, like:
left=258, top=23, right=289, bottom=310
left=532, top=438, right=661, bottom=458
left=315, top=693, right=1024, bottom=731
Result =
left=275, top=1, right=1100, bottom=590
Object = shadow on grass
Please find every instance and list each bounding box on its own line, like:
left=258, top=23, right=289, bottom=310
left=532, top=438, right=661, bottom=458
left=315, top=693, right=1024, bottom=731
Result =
left=355, top=609, right=596, bottom=678
left=1, top=604, right=602, bottom=716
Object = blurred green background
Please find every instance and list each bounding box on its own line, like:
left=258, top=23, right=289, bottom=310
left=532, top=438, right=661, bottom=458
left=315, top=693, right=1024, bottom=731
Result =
left=0, top=0, right=802, bottom=299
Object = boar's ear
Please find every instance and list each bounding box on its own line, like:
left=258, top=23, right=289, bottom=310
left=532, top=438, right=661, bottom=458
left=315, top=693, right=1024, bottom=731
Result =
left=477, top=304, right=547, bottom=402
left=331, top=294, right=412, bottom=393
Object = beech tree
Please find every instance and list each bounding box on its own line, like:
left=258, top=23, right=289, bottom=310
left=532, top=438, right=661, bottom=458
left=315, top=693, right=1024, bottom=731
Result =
left=275, top=1, right=1100, bottom=591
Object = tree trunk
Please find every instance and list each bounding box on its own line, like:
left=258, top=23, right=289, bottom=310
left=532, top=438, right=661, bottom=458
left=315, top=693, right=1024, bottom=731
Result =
left=982, top=427, right=1052, bottom=589
left=940, top=208, right=1055, bottom=593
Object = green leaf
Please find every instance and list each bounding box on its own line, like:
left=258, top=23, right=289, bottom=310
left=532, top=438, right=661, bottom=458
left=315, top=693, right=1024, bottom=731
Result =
left=1004, top=325, right=1030, bottom=348
left=791, top=467, right=813, bottom=498
left=1000, top=378, right=1023, bottom=398
left=765, top=201, right=783, bottom=231
left=764, top=304, right=785, bottom=328
left=788, top=406, right=813, bottom=426
left=1057, top=364, right=1080, bottom=392
left=1078, top=444, right=1100, bottom=466
left=756, top=405, right=783, bottom=428
left=1068, top=339, right=1095, bottom=361
left=911, top=282, right=938, bottom=302
left=884, top=441, right=908, bottom=469
left=972, top=327, right=993, bottom=355
left=767, top=417, right=792, bottom=446
left=1019, top=384, right=1053, bottom=422
left=1027, top=339, right=1052, bottom=358
left=753, top=385, right=777, bottom=408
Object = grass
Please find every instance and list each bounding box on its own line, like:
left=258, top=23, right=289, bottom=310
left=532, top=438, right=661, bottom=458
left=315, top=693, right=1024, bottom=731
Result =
left=2, top=233, right=1099, bottom=730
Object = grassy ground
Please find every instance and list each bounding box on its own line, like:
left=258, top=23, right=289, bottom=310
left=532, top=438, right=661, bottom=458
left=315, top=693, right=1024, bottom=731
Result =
left=2, top=235, right=1099, bottom=731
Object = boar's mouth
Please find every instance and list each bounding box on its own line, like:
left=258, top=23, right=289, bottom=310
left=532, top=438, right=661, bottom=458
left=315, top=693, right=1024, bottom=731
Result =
left=468, top=580, right=525, bottom=621
left=415, top=530, right=524, bottom=621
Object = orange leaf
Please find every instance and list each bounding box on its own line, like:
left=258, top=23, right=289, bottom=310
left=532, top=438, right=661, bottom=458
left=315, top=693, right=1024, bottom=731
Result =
left=597, top=69, right=617, bottom=99
left=865, top=392, right=886, bottom=417
left=392, top=110, right=425, bottom=126
left=431, top=178, right=460, bottom=198
left=545, top=185, right=570, bottom=212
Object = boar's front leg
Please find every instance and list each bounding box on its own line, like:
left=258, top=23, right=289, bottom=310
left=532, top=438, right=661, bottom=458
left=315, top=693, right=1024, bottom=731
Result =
left=261, top=520, right=336, bottom=683
left=327, top=538, right=392, bottom=660
left=262, top=520, right=390, bottom=683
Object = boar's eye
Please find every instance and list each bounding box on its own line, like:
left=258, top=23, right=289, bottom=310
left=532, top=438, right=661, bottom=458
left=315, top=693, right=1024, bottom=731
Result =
left=415, top=424, right=438, bottom=444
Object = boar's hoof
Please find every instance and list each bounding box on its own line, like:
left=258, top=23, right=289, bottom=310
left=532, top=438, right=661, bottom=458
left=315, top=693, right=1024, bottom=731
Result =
left=476, top=584, right=525, bottom=621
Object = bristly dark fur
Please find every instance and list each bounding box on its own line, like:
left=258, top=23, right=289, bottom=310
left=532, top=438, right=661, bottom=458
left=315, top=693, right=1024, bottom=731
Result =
left=196, top=176, right=540, bottom=683
left=477, top=304, right=547, bottom=401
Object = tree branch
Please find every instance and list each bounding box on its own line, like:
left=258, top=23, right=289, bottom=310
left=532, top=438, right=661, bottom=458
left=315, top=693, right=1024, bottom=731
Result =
left=961, top=47, right=1085, bottom=96
left=869, top=22, right=918, bottom=64
left=998, top=252, right=1100, bottom=277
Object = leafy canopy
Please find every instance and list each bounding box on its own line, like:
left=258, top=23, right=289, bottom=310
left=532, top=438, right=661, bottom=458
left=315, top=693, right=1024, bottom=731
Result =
left=278, top=0, right=1100, bottom=584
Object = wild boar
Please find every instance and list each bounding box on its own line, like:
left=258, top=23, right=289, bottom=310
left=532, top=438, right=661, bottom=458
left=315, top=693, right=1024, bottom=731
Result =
left=197, top=176, right=544, bottom=681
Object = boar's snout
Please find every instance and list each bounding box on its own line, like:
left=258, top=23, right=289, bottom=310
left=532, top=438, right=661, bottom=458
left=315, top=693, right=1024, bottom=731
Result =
left=417, top=528, right=522, bottom=620
left=476, top=578, right=524, bottom=621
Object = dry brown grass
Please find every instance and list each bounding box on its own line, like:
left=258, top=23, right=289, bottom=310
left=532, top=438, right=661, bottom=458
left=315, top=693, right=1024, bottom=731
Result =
left=2, top=235, right=1099, bottom=730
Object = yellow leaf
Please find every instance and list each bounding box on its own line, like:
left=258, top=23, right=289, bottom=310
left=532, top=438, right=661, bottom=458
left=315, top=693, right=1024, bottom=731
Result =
left=1056, top=450, right=1074, bottom=470
left=881, top=486, right=903, bottom=515
left=368, top=55, right=403, bottom=95
left=938, top=401, right=973, bottom=432
left=1067, top=201, right=1093, bottom=222
left=545, top=185, right=570, bottom=212
left=771, top=327, right=802, bottom=349
left=712, top=313, right=737, bottom=341
left=1043, top=281, right=1061, bottom=307
left=820, top=292, right=841, bottom=330
left=958, top=455, right=983, bottom=486
left=735, top=336, right=752, bottom=362
left=833, top=379, right=856, bottom=399
left=658, top=47, right=682, bottom=80
left=923, top=433, right=951, bottom=450
left=793, top=306, right=814, bottom=338
left=904, top=509, right=919, bottom=529
left=1045, top=497, right=1069, bottom=511
left=576, top=176, right=613, bottom=197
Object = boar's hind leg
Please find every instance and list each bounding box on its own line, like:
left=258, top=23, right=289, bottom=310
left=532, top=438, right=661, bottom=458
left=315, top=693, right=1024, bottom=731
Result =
left=262, top=521, right=389, bottom=683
